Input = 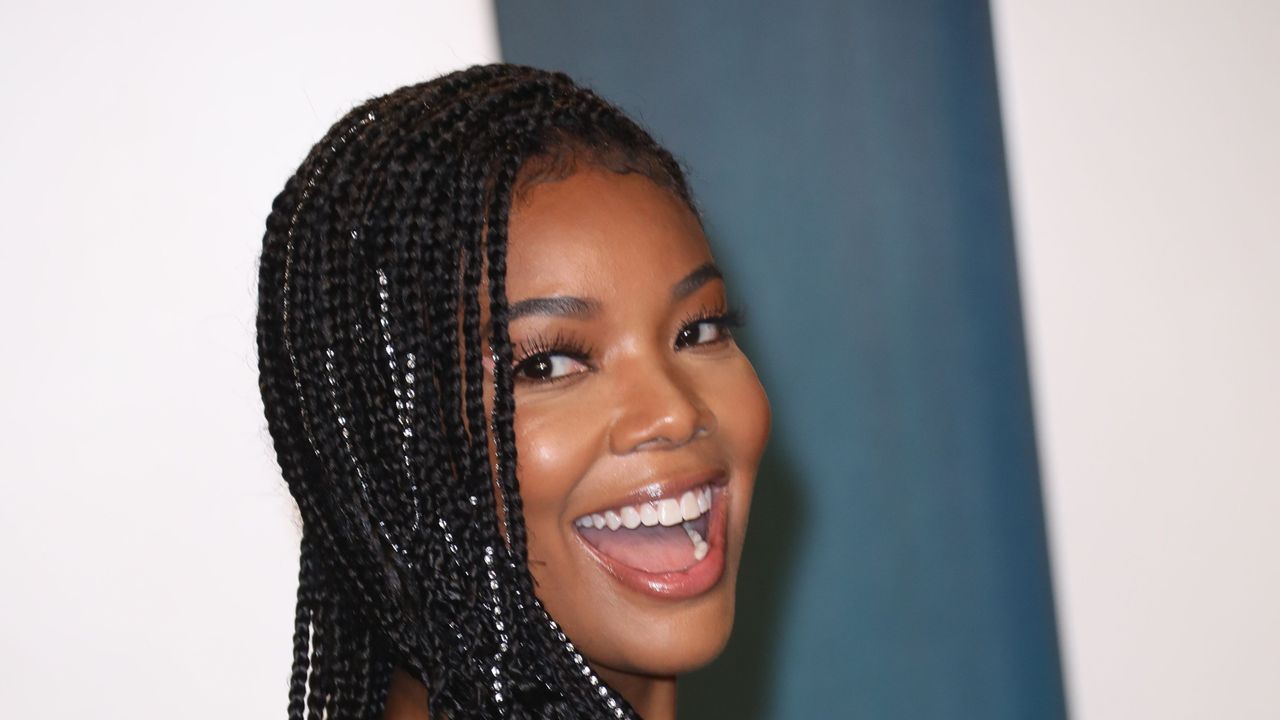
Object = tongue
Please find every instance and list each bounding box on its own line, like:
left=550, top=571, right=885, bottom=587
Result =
left=579, top=524, right=695, bottom=573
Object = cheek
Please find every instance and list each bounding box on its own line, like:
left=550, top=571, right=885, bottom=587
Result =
left=707, top=358, right=772, bottom=469
left=512, top=400, right=598, bottom=531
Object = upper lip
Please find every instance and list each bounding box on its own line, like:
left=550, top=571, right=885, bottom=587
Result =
left=574, top=466, right=728, bottom=519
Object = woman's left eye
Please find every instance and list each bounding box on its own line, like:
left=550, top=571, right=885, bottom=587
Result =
left=675, top=318, right=731, bottom=350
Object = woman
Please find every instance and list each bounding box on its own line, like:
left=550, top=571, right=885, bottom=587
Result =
left=257, top=64, right=771, bottom=719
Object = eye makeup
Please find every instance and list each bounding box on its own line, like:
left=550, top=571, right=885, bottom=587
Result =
left=674, top=302, right=746, bottom=350
left=512, top=330, right=595, bottom=384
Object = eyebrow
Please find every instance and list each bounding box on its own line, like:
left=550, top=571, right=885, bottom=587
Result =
left=671, top=261, right=723, bottom=300
left=507, top=295, right=601, bottom=322
left=504, top=262, right=724, bottom=323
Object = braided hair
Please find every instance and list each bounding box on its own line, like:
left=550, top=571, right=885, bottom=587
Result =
left=256, top=64, right=696, bottom=719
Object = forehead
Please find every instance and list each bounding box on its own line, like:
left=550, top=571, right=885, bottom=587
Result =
left=505, top=166, right=711, bottom=300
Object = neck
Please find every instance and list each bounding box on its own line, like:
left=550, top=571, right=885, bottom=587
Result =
left=594, top=666, right=677, bottom=720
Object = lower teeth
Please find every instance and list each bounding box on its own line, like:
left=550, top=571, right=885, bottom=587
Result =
left=683, top=521, right=709, bottom=561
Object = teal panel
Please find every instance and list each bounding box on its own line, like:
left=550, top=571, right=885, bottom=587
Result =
left=496, top=2, right=1066, bottom=717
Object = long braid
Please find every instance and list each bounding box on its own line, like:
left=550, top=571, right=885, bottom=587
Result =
left=287, top=534, right=315, bottom=720
left=257, top=64, right=697, bottom=718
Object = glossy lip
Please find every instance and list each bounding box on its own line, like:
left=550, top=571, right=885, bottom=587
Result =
left=573, top=478, right=730, bottom=600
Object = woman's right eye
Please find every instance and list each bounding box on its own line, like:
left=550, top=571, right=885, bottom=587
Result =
left=512, top=353, right=590, bottom=383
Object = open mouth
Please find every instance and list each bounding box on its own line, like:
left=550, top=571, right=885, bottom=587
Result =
left=573, top=484, right=716, bottom=575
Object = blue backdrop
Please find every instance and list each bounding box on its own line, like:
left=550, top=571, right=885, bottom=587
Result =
left=496, top=2, right=1066, bottom=717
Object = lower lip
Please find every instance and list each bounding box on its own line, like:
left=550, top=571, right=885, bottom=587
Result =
left=575, top=487, right=729, bottom=600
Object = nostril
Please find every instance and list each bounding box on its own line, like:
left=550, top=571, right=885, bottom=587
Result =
left=696, top=412, right=716, bottom=438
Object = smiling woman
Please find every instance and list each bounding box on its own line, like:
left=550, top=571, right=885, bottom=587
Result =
left=256, top=64, right=770, bottom=720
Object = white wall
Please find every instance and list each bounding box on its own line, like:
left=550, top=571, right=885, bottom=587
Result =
left=0, top=3, right=497, bottom=717
left=991, top=2, right=1280, bottom=718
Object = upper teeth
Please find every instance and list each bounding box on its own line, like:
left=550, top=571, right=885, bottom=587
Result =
left=575, top=486, right=713, bottom=530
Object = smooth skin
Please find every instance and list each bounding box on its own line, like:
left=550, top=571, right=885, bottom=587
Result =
left=387, top=166, right=771, bottom=719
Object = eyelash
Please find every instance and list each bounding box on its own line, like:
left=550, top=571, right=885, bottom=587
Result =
left=510, top=304, right=746, bottom=385
left=675, top=303, right=745, bottom=350
left=511, top=330, right=594, bottom=385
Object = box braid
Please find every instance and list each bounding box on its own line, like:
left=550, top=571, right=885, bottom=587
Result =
left=256, top=64, right=695, bottom=719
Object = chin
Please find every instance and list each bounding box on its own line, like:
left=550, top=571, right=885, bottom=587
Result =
left=589, top=589, right=739, bottom=678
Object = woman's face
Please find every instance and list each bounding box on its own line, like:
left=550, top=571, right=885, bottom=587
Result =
left=486, top=165, right=771, bottom=684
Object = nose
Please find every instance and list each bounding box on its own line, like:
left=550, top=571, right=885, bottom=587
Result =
left=608, top=356, right=716, bottom=455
